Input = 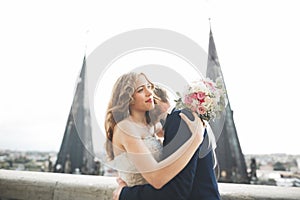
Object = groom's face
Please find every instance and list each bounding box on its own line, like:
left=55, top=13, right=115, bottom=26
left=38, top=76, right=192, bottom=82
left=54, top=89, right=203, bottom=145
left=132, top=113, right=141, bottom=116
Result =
left=158, top=100, right=170, bottom=114
left=150, top=87, right=171, bottom=123
left=150, top=99, right=170, bottom=123
left=157, top=100, right=170, bottom=121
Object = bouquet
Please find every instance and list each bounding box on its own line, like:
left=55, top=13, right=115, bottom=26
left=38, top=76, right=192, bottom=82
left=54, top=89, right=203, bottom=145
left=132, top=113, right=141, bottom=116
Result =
left=175, top=77, right=227, bottom=122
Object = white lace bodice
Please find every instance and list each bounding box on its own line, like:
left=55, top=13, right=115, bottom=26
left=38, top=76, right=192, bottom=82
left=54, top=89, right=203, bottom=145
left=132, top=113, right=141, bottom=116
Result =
left=110, top=134, right=163, bottom=186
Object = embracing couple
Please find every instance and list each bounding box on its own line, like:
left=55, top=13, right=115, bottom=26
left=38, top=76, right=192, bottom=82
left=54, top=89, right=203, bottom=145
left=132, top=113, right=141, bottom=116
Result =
left=105, top=72, right=221, bottom=200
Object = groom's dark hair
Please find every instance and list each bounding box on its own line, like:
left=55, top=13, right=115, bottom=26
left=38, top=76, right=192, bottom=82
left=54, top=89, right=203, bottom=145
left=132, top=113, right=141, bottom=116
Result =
left=153, top=86, right=169, bottom=103
left=149, top=86, right=169, bottom=125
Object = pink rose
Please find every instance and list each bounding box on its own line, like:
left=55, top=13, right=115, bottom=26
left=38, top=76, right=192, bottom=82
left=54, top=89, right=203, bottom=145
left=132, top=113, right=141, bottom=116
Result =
left=196, top=92, right=206, bottom=100
left=184, top=96, right=193, bottom=104
left=190, top=93, right=198, bottom=99
left=197, top=105, right=206, bottom=115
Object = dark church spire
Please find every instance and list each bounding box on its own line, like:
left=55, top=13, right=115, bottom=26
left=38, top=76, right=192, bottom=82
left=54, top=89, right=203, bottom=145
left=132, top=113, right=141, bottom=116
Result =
left=54, top=56, right=95, bottom=175
left=206, top=25, right=249, bottom=183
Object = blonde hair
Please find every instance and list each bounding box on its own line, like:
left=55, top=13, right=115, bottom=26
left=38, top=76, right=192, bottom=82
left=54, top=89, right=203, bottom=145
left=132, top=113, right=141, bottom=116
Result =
left=105, top=72, right=154, bottom=160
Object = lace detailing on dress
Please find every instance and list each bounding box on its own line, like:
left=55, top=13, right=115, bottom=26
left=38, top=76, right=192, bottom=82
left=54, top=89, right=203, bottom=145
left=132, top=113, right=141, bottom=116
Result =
left=110, top=136, right=163, bottom=187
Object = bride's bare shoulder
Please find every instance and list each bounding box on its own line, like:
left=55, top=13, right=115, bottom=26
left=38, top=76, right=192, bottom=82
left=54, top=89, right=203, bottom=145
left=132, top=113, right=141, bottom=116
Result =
left=114, top=118, right=144, bottom=138
left=115, top=118, right=131, bottom=131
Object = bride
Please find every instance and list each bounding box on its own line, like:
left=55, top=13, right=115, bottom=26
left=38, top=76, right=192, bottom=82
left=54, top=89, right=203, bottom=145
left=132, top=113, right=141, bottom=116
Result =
left=104, top=72, right=204, bottom=188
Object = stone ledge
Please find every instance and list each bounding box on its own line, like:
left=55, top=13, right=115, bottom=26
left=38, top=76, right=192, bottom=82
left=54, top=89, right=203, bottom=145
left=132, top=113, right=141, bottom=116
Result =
left=218, top=183, right=300, bottom=200
left=1, top=169, right=300, bottom=200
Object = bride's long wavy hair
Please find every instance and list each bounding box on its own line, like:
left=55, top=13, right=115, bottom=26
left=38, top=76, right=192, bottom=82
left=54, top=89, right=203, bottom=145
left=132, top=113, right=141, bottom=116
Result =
left=105, top=72, right=153, bottom=160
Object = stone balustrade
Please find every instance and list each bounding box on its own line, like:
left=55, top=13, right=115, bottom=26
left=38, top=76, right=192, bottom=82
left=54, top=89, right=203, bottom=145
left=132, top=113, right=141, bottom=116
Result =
left=1, top=169, right=300, bottom=200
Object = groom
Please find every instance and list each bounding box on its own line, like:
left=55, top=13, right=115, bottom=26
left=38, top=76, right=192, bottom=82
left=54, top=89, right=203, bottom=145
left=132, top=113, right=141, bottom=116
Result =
left=113, top=87, right=221, bottom=200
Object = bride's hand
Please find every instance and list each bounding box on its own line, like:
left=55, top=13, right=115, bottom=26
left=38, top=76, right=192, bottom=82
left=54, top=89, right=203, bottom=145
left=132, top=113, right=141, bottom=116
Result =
left=179, top=111, right=204, bottom=143
left=113, top=177, right=127, bottom=200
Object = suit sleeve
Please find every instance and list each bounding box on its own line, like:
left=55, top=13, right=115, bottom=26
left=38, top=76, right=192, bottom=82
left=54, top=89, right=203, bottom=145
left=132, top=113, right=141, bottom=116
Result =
left=119, top=110, right=199, bottom=200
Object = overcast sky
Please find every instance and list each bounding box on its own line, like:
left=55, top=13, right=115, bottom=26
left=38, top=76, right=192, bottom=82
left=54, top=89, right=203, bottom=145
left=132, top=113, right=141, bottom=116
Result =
left=0, top=0, right=299, bottom=155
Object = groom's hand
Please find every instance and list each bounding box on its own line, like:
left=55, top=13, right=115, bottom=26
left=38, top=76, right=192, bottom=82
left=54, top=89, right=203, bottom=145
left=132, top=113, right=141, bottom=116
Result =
left=113, top=177, right=127, bottom=200
left=179, top=111, right=204, bottom=143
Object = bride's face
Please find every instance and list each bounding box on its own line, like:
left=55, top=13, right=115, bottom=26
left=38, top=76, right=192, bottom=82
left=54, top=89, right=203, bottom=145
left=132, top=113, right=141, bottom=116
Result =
left=130, top=75, right=155, bottom=112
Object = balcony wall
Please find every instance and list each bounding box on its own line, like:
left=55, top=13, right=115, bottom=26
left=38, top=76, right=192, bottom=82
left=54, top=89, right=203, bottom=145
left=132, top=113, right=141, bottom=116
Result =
left=0, top=169, right=300, bottom=200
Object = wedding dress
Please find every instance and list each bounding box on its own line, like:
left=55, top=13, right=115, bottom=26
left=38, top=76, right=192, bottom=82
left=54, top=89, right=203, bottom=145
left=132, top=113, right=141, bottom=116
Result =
left=110, top=123, right=163, bottom=187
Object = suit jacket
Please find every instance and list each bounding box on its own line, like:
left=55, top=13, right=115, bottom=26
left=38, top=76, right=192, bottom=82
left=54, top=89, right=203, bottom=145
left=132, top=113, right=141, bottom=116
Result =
left=119, top=110, right=220, bottom=200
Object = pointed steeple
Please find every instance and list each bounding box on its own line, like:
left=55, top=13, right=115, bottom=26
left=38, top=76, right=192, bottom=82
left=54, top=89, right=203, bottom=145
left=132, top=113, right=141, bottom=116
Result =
left=54, top=56, right=95, bottom=175
left=206, top=25, right=249, bottom=183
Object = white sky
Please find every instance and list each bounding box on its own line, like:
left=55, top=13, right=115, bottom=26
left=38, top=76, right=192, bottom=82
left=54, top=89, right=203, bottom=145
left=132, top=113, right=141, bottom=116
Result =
left=0, top=0, right=299, bottom=155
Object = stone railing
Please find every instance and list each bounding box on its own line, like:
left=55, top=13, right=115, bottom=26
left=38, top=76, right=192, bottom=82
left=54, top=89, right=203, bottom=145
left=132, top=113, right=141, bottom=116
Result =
left=0, top=169, right=300, bottom=200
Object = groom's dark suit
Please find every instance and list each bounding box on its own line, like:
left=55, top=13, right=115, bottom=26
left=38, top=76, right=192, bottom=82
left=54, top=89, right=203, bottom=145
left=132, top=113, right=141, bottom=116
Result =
left=119, top=110, right=220, bottom=200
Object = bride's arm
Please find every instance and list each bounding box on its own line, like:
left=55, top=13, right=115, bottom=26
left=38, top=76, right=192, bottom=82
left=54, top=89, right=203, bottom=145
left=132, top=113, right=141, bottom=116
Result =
left=118, top=112, right=204, bottom=189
